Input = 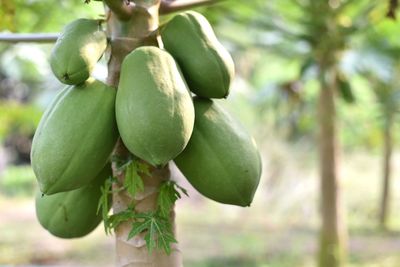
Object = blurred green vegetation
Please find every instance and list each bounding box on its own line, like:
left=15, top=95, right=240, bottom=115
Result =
left=0, top=165, right=36, bottom=197
left=0, top=101, right=41, bottom=142
left=0, top=0, right=104, bottom=32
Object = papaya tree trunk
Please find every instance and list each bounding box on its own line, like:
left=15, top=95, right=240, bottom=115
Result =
left=105, top=1, right=182, bottom=266
left=317, top=71, right=347, bottom=267
left=379, top=116, right=393, bottom=229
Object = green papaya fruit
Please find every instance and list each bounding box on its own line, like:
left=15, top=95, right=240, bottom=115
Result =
left=50, top=18, right=107, bottom=85
left=161, top=11, right=235, bottom=99
left=116, top=46, right=195, bottom=166
left=174, top=98, right=262, bottom=207
left=31, top=79, right=118, bottom=195
left=35, top=163, right=112, bottom=239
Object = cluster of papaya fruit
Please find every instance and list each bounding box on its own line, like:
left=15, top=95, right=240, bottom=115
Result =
left=31, top=11, right=261, bottom=239
left=32, top=18, right=116, bottom=238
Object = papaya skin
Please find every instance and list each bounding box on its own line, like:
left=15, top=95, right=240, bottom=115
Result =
left=31, top=79, right=118, bottom=195
left=35, top=163, right=112, bottom=239
left=161, top=11, right=235, bottom=99
left=116, top=46, right=194, bottom=166
left=174, top=97, right=262, bottom=207
left=50, top=18, right=107, bottom=85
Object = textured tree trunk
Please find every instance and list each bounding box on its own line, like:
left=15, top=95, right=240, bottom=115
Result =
left=317, top=74, right=347, bottom=267
left=105, top=1, right=182, bottom=266
left=379, top=117, right=393, bottom=229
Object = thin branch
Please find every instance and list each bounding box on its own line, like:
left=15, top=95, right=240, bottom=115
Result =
left=0, top=33, right=59, bottom=43
left=159, top=0, right=225, bottom=15
left=104, top=0, right=135, bottom=20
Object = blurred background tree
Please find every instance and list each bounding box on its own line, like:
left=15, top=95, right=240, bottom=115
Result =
left=357, top=25, right=400, bottom=229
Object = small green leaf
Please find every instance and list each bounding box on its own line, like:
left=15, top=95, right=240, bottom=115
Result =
left=97, top=157, right=181, bottom=255
left=129, top=220, right=150, bottom=239
left=97, top=176, right=114, bottom=233
left=124, top=162, right=145, bottom=197
left=175, top=183, right=189, bottom=197
left=157, top=181, right=188, bottom=217
left=137, top=161, right=151, bottom=176
left=127, top=212, right=177, bottom=255
left=108, top=209, right=136, bottom=230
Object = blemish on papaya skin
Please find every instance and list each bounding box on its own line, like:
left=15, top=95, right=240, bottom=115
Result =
left=61, top=204, right=69, bottom=222
left=63, top=73, right=70, bottom=81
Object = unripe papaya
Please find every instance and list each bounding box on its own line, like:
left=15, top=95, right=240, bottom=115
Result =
left=50, top=18, right=107, bottom=85
left=116, top=46, right=195, bottom=166
left=31, top=79, right=118, bottom=195
left=161, top=11, right=235, bottom=99
left=174, top=98, right=262, bottom=207
left=35, top=163, right=112, bottom=239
